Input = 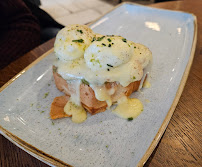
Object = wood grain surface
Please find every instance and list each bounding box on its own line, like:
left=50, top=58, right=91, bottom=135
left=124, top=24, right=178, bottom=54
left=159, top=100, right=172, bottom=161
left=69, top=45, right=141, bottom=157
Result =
left=0, top=0, right=202, bottom=167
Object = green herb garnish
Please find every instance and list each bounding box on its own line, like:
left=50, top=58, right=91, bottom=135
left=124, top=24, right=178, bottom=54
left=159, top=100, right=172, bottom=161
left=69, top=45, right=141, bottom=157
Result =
left=91, top=37, right=96, bottom=42
left=44, top=92, right=49, bottom=98
left=97, top=36, right=105, bottom=41
left=108, top=44, right=111, bottom=47
left=133, top=76, right=136, bottom=80
left=72, top=39, right=84, bottom=43
left=107, top=38, right=111, bottom=42
left=41, top=111, right=45, bottom=113
left=107, top=64, right=113, bottom=67
left=122, top=38, right=127, bottom=43
left=127, top=117, right=133, bottom=121
left=102, top=43, right=106, bottom=46
left=81, top=79, right=89, bottom=86
left=134, top=46, right=136, bottom=48
left=77, top=29, right=83, bottom=34
left=90, top=59, right=95, bottom=62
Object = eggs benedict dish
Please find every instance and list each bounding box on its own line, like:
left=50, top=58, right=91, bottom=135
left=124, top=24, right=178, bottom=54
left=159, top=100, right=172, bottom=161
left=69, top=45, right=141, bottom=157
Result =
left=50, top=24, right=152, bottom=123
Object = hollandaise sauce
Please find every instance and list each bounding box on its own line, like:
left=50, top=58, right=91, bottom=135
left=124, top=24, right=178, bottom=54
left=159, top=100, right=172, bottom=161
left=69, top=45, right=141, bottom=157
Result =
left=143, top=80, right=151, bottom=88
left=91, top=85, right=112, bottom=108
left=112, top=96, right=143, bottom=119
left=64, top=100, right=87, bottom=123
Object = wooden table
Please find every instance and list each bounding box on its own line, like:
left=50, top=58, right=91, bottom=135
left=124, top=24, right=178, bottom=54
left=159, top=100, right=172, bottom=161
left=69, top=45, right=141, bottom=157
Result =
left=0, top=0, right=201, bottom=166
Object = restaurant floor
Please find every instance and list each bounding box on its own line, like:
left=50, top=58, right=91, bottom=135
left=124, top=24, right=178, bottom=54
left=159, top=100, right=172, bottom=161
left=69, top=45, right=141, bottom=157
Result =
left=40, top=0, right=153, bottom=26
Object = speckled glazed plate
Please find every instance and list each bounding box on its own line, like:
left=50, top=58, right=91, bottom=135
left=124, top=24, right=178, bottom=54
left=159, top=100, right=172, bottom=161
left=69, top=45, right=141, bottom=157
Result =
left=0, top=2, right=197, bottom=167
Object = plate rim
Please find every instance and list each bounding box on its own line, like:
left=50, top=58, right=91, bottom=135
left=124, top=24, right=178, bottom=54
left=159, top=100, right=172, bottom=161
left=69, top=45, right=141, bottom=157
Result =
left=0, top=2, right=197, bottom=167
left=138, top=16, right=197, bottom=166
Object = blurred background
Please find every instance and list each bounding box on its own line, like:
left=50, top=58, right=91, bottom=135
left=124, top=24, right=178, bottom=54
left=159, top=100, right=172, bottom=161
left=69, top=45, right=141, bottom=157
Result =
left=38, top=0, right=173, bottom=26
left=0, top=0, right=174, bottom=69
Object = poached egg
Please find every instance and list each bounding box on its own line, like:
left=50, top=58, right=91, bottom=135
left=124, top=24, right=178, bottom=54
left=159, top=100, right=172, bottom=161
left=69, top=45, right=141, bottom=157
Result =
left=54, top=24, right=95, bottom=61
left=53, top=24, right=152, bottom=123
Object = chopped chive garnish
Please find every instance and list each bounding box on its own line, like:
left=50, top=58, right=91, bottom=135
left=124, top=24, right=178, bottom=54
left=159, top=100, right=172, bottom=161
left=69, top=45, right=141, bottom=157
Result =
left=44, top=92, right=49, bottom=98
left=122, top=38, right=127, bottom=43
left=81, top=79, right=89, bottom=86
left=72, top=39, right=84, bottom=43
left=97, top=36, right=105, bottom=41
left=107, top=68, right=110, bottom=71
left=91, top=37, right=96, bottom=42
left=77, top=29, right=83, bottom=34
left=102, top=43, right=106, bottom=46
left=107, top=38, right=111, bottom=42
left=133, top=76, right=136, bottom=79
left=107, top=64, right=113, bottom=67
left=127, top=117, right=133, bottom=121
left=134, top=46, right=136, bottom=48
left=108, top=44, right=111, bottom=47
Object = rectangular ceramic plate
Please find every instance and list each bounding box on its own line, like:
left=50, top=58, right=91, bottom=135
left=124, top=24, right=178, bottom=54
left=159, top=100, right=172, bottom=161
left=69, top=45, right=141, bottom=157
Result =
left=0, top=3, right=197, bottom=167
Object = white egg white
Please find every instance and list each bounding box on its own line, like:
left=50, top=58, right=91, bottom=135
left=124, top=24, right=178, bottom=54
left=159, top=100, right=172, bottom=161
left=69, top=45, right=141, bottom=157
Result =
left=84, top=36, right=134, bottom=71
left=54, top=24, right=95, bottom=62
left=130, top=42, right=152, bottom=68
